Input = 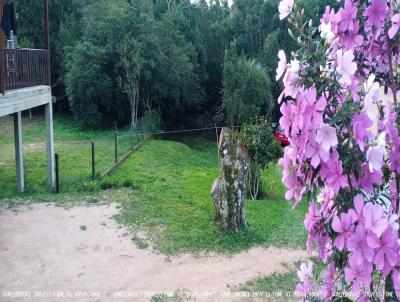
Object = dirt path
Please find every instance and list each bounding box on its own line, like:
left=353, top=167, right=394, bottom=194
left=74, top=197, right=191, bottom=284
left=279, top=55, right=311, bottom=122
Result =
left=0, top=204, right=308, bottom=302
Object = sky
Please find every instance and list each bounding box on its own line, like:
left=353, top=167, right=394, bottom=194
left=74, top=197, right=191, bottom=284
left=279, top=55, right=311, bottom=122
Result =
left=190, top=0, right=233, bottom=6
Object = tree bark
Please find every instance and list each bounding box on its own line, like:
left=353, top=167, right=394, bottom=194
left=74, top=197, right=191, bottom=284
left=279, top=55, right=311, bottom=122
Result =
left=211, top=128, right=250, bottom=231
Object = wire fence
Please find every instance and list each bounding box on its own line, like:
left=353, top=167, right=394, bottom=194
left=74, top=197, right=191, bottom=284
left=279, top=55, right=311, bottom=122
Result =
left=0, top=116, right=156, bottom=196
left=0, top=112, right=240, bottom=196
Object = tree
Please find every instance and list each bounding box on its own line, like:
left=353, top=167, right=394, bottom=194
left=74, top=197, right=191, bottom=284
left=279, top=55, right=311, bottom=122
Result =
left=118, top=38, right=144, bottom=131
left=222, top=42, right=272, bottom=126
left=65, top=41, right=112, bottom=128
left=277, top=0, right=400, bottom=300
left=212, top=128, right=249, bottom=231
left=15, top=0, right=339, bottom=129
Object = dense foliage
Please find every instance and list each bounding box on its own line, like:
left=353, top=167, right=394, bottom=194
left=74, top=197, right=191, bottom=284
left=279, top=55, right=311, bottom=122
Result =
left=238, top=117, right=282, bottom=199
left=222, top=43, right=273, bottom=126
left=277, top=0, right=400, bottom=300
left=16, top=0, right=335, bottom=129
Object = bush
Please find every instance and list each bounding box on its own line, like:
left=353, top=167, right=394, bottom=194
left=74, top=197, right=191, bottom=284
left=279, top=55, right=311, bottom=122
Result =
left=237, top=117, right=282, bottom=199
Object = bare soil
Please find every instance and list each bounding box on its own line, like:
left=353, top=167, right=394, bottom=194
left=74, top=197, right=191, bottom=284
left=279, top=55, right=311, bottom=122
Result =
left=0, top=204, right=308, bottom=302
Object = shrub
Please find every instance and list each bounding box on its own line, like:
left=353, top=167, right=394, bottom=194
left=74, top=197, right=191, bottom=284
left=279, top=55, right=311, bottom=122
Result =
left=238, top=117, right=282, bottom=199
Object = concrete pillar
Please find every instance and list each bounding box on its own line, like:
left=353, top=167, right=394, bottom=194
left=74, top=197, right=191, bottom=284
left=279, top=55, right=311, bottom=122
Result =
left=45, top=102, right=55, bottom=190
left=13, top=112, right=25, bottom=192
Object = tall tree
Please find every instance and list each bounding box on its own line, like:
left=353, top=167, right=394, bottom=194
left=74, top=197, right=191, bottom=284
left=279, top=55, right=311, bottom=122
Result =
left=222, top=42, right=272, bottom=126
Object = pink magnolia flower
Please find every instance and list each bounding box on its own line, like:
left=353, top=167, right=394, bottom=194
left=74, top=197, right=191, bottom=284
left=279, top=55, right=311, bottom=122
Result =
left=348, top=194, right=365, bottom=224
left=332, top=213, right=353, bottom=250
left=347, top=225, right=374, bottom=262
left=336, top=49, right=357, bottom=86
left=297, top=87, right=326, bottom=130
left=363, top=75, right=381, bottom=122
left=357, top=165, right=383, bottom=194
left=321, top=5, right=336, bottom=25
left=279, top=101, right=295, bottom=137
left=298, top=262, right=313, bottom=282
left=305, top=140, right=329, bottom=168
left=352, top=113, right=372, bottom=151
left=321, top=263, right=336, bottom=300
left=276, top=0, right=400, bottom=297
left=278, top=0, right=294, bottom=20
left=367, top=226, right=399, bottom=271
left=320, top=21, right=335, bottom=42
left=284, top=175, right=306, bottom=205
left=304, top=202, right=319, bottom=233
left=316, top=124, right=338, bottom=152
left=363, top=0, right=387, bottom=30
left=306, top=131, right=329, bottom=168
left=393, top=269, right=400, bottom=294
left=367, top=146, right=385, bottom=172
left=389, top=147, right=400, bottom=174
left=320, top=151, right=348, bottom=194
left=389, top=14, right=400, bottom=39
left=276, top=50, right=287, bottom=81
left=295, top=281, right=312, bottom=298
left=279, top=67, right=299, bottom=102
left=363, top=203, right=388, bottom=237
left=344, top=254, right=372, bottom=294
left=339, top=22, right=364, bottom=50
left=338, top=0, right=357, bottom=31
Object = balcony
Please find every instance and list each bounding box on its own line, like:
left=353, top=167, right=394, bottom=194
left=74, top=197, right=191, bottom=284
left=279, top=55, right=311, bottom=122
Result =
left=0, top=48, right=50, bottom=94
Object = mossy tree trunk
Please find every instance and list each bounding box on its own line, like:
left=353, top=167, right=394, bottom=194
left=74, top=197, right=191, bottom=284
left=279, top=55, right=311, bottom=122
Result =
left=211, top=128, right=250, bottom=231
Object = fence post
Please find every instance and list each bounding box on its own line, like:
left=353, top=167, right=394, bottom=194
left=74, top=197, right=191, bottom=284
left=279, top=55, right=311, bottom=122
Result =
left=55, top=153, right=60, bottom=194
left=91, top=141, right=96, bottom=180
left=115, top=131, right=118, bottom=163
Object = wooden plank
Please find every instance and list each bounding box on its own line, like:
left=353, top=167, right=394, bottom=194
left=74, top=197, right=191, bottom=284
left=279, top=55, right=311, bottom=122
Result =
left=100, top=136, right=149, bottom=178
left=0, top=85, right=51, bottom=117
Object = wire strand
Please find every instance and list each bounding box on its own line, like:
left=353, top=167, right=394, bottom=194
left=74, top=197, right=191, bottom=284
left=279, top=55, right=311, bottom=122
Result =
left=116, top=126, right=241, bottom=137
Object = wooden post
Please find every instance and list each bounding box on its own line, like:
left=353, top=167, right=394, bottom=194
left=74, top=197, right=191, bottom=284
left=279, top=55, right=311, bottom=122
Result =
left=13, top=111, right=24, bottom=192
left=45, top=101, right=55, bottom=190
left=44, top=0, right=51, bottom=85
left=91, top=141, right=95, bottom=180
left=55, top=153, right=59, bottom=194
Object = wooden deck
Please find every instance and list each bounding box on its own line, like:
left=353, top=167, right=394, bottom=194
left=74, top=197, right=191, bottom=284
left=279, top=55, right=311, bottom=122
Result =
left=0, top=85, right=54, bottom=192
left=0, top=85, right=51, bottom=117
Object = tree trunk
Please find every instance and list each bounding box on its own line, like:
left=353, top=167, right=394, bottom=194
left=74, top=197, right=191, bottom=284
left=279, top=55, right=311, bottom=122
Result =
left=247, top=161, right=261, bottom=200
left=211, top=128, right=250, bottom=231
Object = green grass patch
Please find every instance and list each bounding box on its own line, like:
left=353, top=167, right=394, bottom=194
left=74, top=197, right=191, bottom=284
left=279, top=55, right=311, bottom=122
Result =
left=0, top=114, right=308, bottom=255
left=103, top=137, right=308, bottom=254
left=237, top=258, right=325, bottom=300
left=0, top=114, right=137, bottom=198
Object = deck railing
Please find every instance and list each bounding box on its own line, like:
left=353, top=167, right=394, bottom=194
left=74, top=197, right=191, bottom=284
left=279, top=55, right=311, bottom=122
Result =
left=0, top=48, right=50, bottom=93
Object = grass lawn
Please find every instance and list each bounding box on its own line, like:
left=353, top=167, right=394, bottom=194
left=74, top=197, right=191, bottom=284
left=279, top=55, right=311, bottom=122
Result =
left=0, top=114, right=308, bottom=255
left=0, top=114, right=136, bottom=198
left=102, top=136, right=308, bottom=254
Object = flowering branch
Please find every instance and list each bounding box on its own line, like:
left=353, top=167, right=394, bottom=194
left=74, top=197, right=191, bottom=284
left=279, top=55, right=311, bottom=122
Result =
left=277, top=0, right=400, bottom=300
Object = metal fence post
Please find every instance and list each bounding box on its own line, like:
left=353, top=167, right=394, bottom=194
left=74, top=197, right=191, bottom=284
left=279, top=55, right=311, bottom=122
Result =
left=55, top=153, right=60, bottom=194
left=115, top=131, right=118, bottom=163
left=91, top=141, right=95, bottom=180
